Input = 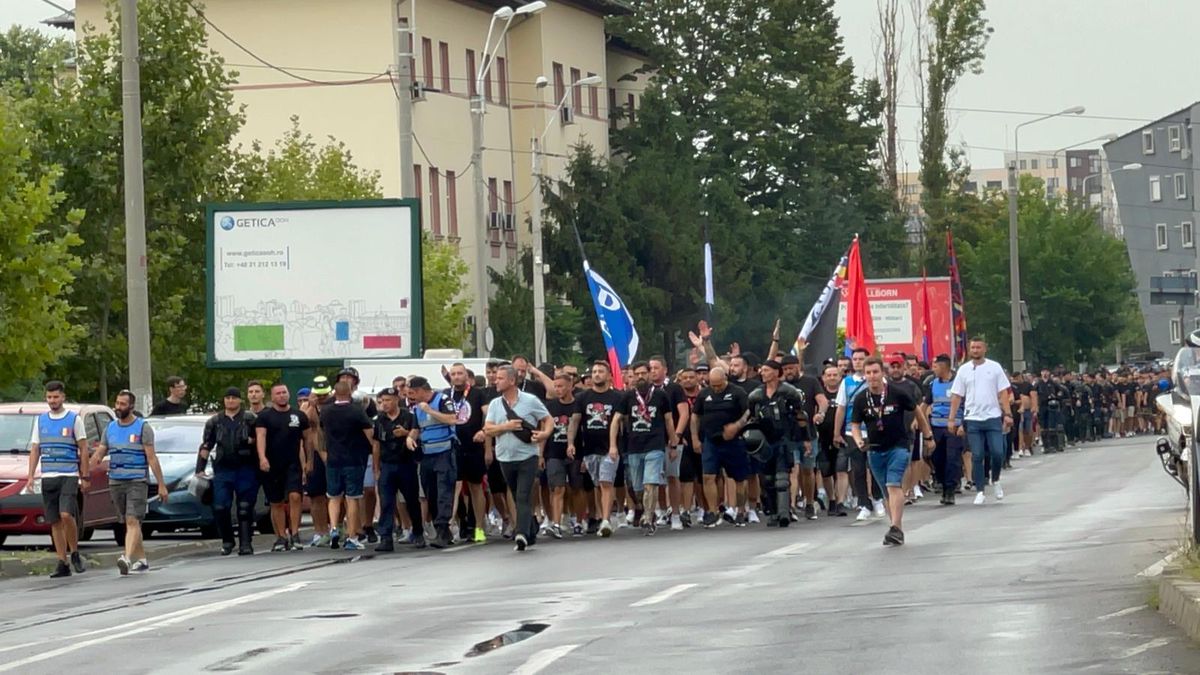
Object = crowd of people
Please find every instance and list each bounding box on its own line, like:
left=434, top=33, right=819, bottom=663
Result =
left=25, top=324, right=1172, bottom=577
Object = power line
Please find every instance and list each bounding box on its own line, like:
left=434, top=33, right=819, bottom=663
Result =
left=894, top=102, right=1154, bottom=124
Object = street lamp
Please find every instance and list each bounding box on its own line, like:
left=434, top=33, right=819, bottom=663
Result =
left=1049, top=133, right=1116, bottom=194
left=530, top=74, right=603, bottom=364
left=1008, top=104, right=1085, bottom=373
left=470, top=1, right=547, bottom=357
left=1081, top=162, right=1142, bottom=197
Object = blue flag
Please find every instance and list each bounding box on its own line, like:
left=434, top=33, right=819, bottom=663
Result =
left=584, top=261, right=639, bottom=389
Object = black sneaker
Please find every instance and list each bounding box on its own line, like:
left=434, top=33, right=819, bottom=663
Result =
left=221, top=542, right=235, bottom=556
left=514, top=534, right=528, bottom=551
left=945, top=492, right=955, bottom=506
left=586, top=518, right=600, bottom=535
left=721, top=509, right=736, bottom=525
left=49, top=560, right=71, bottom=578
left=411, top=535, right=427, bottom=549
left=70, top=551, right=86, bottom=574
left=679, top=511, right=692, bottom=528
left=330, top=532, right=341, bottom=550
left=702, top=512, right=719, bottom=528
left=778, top=514, right=790, bottom=528
left=883, top=526, right=904, bottom=546
left=375, top=538, right=395, bottom=553
left=815, top=495, right=827, bottom=512
left=735, top=513, right=748, bottom=528
left=271, top=537, right=288, bottom=552
left=805, top=504, right=817, bottom=521
left=645, top=519, right=657, bottom=536
left=430, top=530, right=452, bottom=549
left=364, top=526, right=379, bottom=544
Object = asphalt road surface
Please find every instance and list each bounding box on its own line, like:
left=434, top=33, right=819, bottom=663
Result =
left=0, top=436, right=1197, bottom=674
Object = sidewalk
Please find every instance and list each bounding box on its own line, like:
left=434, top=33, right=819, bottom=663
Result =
left=0, top=534, right=281, bottom=579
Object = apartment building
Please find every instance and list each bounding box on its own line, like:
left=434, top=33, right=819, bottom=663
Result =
left=1104, top=102, right=1199, bottom=354
left=70, top=0, right=648, bottom=329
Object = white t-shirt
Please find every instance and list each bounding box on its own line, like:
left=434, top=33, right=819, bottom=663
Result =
left=31, top=409, right=89, bottom=478
left=949, top=359, right=1011, bottom=421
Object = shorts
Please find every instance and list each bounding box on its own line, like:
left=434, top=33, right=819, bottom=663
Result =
left=679, top=445, right=700, bottom=483
left=867, top=446, right=911, bottom=488
left=457, top=443, right=487, bottom=484
left=41, top=476, right=79, bottom=523
left=1126, top=406, right=1136, bottom=419
left=664, top=446, right=682, bottom=479
left=625, top=450, right=666, bottom=493
left=1020, top=410, right=1034, bottom=433
left=262, top=462, right=302, bottom=504
left=327, top=464, right=366, bottom=499
left=110, top=479, right=148, bottom=521
left=545, top=457, right=569, bottom=489
left=582, top=453, right=619, bottom=484
left=701, top=438, right=751, bottom=482
left=792, top=439, right=817, bottom=469
left=911, top=434, right=923, bottom=462
left=487, top=458, right=508, bottom=494
left=306, top=453, right=327, bottom=498
left=363, top=460, right=376, bottom=490
left=566, top=457, right=586, bottom=490
left=817, top=436, right=847, bottom=478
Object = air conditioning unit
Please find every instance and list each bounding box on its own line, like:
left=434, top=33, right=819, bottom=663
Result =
left=487, top=212, right=501, bottom=230
left=560, top=106, right=575, bottom=126
left=502, top=213, right=516, bottom=231
left=411, top=81, right=427, bottom=102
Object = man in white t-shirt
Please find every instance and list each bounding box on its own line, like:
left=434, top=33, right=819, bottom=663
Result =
left=948, top=339, right=1013, bottom=505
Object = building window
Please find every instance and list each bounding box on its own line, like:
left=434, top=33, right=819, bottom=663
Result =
left=503, top=180, right=516, bottom=249
left=1157, top=222, right=1169, bottom=250
left=429, top=167, right=441, bottom=237
left=488, top=177, right=500, bottom=257
left=1018, top=159, right=1027, bottom=170
left=985, top=180, right=1002, bottom=190
left=1069, top=156, right=1082, bottom=168
left=1184, top=221, right=1195, bottom=248
left=414, top=164, right=423, bottom=227
left=1089, top=156, right=1100, bottom=174
left=484, top=64, right=493, bottom=102
left=438, top=42, right=450, bottom=92
left=1046, top=177, right=1060, bottom=192
left=627, top=93, right=636, bottom=123
left=466, top=50, right=478, bottom=97
left=1070, top=176, right=1082, bottom=192
left=496, top=57, right=507, bottom=105
left=422, top=38, right=433, bottom=89
left=1030, top=158, right=1039, bottom=170
left=553, top=62, right=565, bottom=105
left=446, top=171, right=458, bottom=238
left=903, top=184, right=920, bottom=195
left=608, top=87, right=617, bottom=124
left=1171, top=318, right=1183, bottom=345
left=1150, top=175, right=1162, bottom=202
left=1176, top=173, right=1188, bottom=199
left=1048, top=157, right=1058, bottom=169
left=587, top=72, right=598, bottom=116
left=1169, top=124, right=1183, bottom=152
left=570, top=67, right=582, bottom=112
left=1143, top=129, right=1155, bottom=155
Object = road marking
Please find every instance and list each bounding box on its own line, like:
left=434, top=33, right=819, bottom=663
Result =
left=0, top=582, right=308, bottom=672
left=1118, top=637, right=1171, bottom=658
left=630, top=583, right=698, bottom=607
left=1137, top=549, right=1183, bottom=578
left=511, top=644, right=580, bottom=675
left=1097, top=606, right=1146, bottom=621
left=757, top=542, right=813, bottom=559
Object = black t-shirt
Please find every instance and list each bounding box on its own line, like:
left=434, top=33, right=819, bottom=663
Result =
left=891, top=376, right=923, bottom=442
left=787, top=375, right=822, bottom=422
left=518, top=378, right=547, bottom=401
left=733, top=377, right=762, bottom=396
left=818, top=385, right=839, bottom=448
left=680, top=389, right=701, bottom=451
left=374, top=409, right=417, bottom=465
left=448, top=386, right=488, bottom=448
left=851, top=383, right=918, bottom=451
left=619, top=388, right=670, bottom=454
left=651, top=382, right=686, bottom=430
left=254, top=407, right=309, bottom=468
left=150, top=399, right=188, bottom=416
left=693, top=386, right=749, bottom=442
left=320, top=401, right=373, bottom=467
left=1142, top=383, right=1158, bottom=409
left=575, top=388, right=624, bottom=455
left=544, top=398, right=579, bottom=460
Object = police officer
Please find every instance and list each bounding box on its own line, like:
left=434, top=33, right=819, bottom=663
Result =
left=373, top=387, right=422, bottom=551
left=1034, top=371, right=1069, bottom=453
left=924, top=355, right=963, bottom=505
left=747, top=360, right=807, bottom=527
left=196, top=387, right=260, bottom=556
left=407, top=376, right=460, bottom=549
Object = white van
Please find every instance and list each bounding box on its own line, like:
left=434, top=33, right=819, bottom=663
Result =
left=344, top=352, right=495, bottom=394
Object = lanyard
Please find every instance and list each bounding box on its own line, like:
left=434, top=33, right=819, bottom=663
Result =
left=634, top=387, right=650, bottom=419
left=867, top=384, right=887, bottom=430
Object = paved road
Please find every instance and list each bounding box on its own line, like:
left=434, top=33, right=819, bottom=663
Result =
left=0, top=436, right=1197, bottom=674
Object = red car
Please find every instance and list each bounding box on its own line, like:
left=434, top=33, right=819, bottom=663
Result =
left=0, top=402, right=121, bottom=546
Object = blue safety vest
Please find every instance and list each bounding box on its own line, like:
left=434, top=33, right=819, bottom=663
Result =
left=416, top=392, right=455, bottom=454
left=106, top=417, right=149, bottom=481
left=842, top=375, right=866, bottom=434
left=929, top=377, right=962, bottom=428
left=38, top=410, right=81, bottom=475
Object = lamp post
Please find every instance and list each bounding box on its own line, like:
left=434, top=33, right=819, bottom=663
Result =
left=1008, top=105, right=1085, bottom=373
left=530, top=74, right=602, bottom=365
left=1081, top=162, right=1142, bottom=202
left=471, top=1, right=546, bottom=357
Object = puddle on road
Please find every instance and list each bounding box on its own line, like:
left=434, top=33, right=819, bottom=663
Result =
left=464, top=622, right=549, bottom=658
left=296, top=612, right=360, bottom=619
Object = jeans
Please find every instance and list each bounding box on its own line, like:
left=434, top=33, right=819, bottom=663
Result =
left=419, top=450, right=457, bottom=530
left=377, top=461, right=422, bottom=540
left=759, top=441, right=794, bottom=518
left=844, top=435, right=881, bottom=508
left=500, top=456, right=540, bottom=542
left=965, top=417, right=1006, bottom=490
left=930, top=426, right=963, bottom=489
left=212, top=466, right=259, bottom=544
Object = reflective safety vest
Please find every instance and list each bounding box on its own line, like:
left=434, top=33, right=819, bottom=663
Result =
left=416, top=392, right=455, bottom=454
left=38, top=411, right=80, bottom=475
left=106, top=417, right=149, bottom=481
left=929, top=377, right=961, bottom=428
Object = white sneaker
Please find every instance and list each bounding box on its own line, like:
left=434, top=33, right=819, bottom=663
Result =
left=449, top=522, right=461, bottom=542
left=856, top=506, right=872, bottom=522
left=598, top=519, right=613, bottom=538
left=747, top=509, right=761, bottom=524
left=913, top=485, right=924, bottom=499
left=670, top=515, right=683, bottom=531
left=994, top=483, right=1004, bottom=500
left=624, top=510, right=636, bottom=527
left=872, top=500, right=886, bottom=518
left=973, top=491, right=986, bottom=505
left=656, top=511, right=670, bottom=526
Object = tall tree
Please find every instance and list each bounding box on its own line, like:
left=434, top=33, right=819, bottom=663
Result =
left=0, top=26, right=73, bottom=97
left=875, top=0, right=904, bottom=197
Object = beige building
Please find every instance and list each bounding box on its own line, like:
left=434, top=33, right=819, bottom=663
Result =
left=70, top=0, right=648, bottom=333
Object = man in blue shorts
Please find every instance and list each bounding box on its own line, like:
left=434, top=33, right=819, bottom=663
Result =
left=610, top=362, right=677, bottom=536
left=691, top=367, right=751, bottom=528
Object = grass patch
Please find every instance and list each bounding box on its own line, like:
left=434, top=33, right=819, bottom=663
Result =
left=1, top=550, right=57, bottom=563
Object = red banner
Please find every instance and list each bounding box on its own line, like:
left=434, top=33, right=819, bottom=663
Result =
left=838, top=277, right=952, bottom=359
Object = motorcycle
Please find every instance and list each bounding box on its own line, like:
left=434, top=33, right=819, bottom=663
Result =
left=1155, top=329, right=1200, bottom=543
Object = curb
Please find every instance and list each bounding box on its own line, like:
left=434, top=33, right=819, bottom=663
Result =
left=0, top=533, right=281, bottom=580
left=1158, top=571, right=1200, bottom=641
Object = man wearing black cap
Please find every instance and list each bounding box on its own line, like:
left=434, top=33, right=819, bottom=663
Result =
left=196, top=387, right=260, bottom=556
left=337, top=367, right=379, bottom=542
left=782, top=354, right=827, bottom=520
left=373, top=387, right=420, bottom=551
left=748, top=360, right=807, bottom=527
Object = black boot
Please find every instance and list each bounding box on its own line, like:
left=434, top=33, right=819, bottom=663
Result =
left=238, top=519, right=255, bottom=556
left=215, top=508, right=235, bottom=556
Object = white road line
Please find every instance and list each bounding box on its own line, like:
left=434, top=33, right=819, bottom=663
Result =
left=0, top=582, right=309, bottom=672
left=757, top=542, right=813, bottom=559
left=630, top=583, right=698, bottom=607
left=1097, top=606, right=1146, bottom=621
left=511, top=644, right=580, bottom=675
left=1137, top=549, right=1183, bottom=578
left=1118, top=637, right=1171, bottom=659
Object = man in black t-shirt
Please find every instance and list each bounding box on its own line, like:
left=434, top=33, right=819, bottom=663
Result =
left=150, top=376, right=189, bottom=416
left=447, top=363, right=489, bottom=543
left=783, top=354, right=828, bottom=520
left=372, top=388, right=420, bottom=551
left=816, top=364, right=847, bottom=516
left=319, top=381, right=376, bottom=550
left=850, top=357, right=934, bottom=546
left=544, top=375, right=581, bottom=539
left=649, top=356, right=690, bottom=530
left=573, top=361, right=625, bottom=536
left=611, top=362, right=676, bottom=535
left=254, top=383, right=310, bottom=551
left=691, top=367, right=751, bottom=528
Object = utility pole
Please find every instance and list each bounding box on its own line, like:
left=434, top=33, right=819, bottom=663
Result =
left=531, top=137, right=546, bottom=364
left=121, top=0, right=152, bottom=412
left=470, top=94, right=490, bottom=358
left=1007, top=162, right=1025, bottom=373
left=392, top=7, right=415, bottom=199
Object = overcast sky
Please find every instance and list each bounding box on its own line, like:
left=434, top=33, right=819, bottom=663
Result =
left=5, top=0, right=1198, bottom=170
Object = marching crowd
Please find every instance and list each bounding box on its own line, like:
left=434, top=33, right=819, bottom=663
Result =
left=25, top=323, right=1172, bottom=577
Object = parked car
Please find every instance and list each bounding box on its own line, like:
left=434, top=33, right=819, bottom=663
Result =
left=0, top=402, right=121, bottom=546
left=142, top=415, right=272, bottom=539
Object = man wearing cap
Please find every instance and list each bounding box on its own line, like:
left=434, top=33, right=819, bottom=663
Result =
left=196, top=387, right=260, bottom=556
left=301, top=376, right=332, bottom=546
left=338, top=367, right=379, bottom=543
left=373, top=387, right=421, bottom=551
left=407, top=376, right=460, bottom=548
left=782, top=353, right=828, bottom=521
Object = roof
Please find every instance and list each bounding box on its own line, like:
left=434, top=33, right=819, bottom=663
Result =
left=606, top=32, right=652, bottom=59
left=41, top=11, right=75, bottom=30
left=476, top=0, right=633, bottom=16
left=1104, top=100, right=1200, bottom=149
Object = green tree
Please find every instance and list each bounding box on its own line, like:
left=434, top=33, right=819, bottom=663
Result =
left=489, top=253, right=586, bottom=365
left=0, top=93, right=84, bottom=385
left=0, top=26, right=73, bottom=97
left=233, top=117, right=382, bottom=202
left=422, top=234, right=471, bottom=351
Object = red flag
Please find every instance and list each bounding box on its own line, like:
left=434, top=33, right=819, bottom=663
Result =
left=843, top=237, right=877, bottom=356
left=946, top=230, right=969, bottom=362
left=920, top=269, right=934, bottom=363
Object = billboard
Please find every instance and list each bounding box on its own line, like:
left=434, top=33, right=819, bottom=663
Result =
left=837, top=277, right=953, bottom=359
left=206, top=200, right=422, bottom=367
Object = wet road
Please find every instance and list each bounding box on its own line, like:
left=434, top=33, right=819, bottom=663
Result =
left=0, top=436, right=1196, bottom=674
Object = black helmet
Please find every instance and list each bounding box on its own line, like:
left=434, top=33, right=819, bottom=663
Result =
left=337, top=366, right=360, bottom=384
left=741, top=424, right=769, bottom=461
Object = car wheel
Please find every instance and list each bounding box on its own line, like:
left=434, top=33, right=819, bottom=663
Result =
left=113, top=522, right=127, bottom=546
left=0, top=534, right=6, bottom=547
left=79, top=527, right=94, bottom=542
